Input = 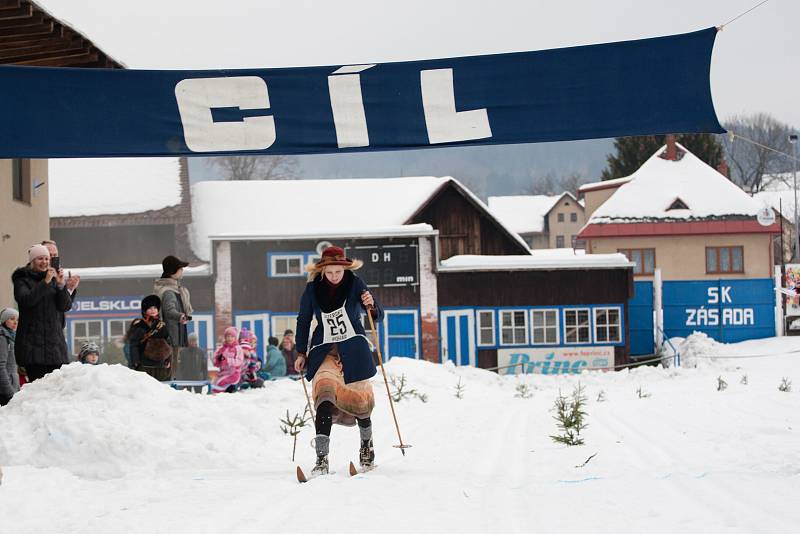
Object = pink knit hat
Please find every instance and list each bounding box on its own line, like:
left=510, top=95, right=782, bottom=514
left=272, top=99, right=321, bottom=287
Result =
left=27, top=244, right=50, bottom=262
left=224, top=326, right=238, bottom=338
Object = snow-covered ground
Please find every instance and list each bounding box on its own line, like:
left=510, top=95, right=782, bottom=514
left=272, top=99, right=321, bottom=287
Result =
left=1, top=334, right=799, bottom=534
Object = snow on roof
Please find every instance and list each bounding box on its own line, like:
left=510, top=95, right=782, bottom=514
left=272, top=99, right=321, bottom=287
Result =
left=588, top=144, right=762, bottom=224
left=68, top=263, right=210, bottom=280
left=190, top=176, right=530, bottom=262
left=578, top=175, right=632, bottom=193
left=487, top=194, right=565, bottom=233
left=49, top=158, right=182, bottom=217
left=439, top=249, right=633, bottom=271
left=753, top=187, right=797, bottom=222
left=190, top=177, right=448, bottom=261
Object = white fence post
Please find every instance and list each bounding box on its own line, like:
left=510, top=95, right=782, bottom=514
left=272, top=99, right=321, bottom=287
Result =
left=775, top=265, right=784, bottom=337
left=654, top=268, right=663, bottom=349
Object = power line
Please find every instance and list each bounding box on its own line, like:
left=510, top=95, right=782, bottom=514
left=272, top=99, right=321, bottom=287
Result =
left=727, top=130, right=800, bottom=164
left=718, top=0, right=772, bottom=31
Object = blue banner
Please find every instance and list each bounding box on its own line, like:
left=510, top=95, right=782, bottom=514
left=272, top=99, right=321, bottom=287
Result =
left=662, top=279, right=775, bottom=343
left=0, top=28, right=722, bottom=158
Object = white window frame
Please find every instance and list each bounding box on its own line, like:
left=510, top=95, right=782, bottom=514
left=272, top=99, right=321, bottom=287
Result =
left=530, top=308, right=559, bottom=345
left=271, top=315, right=298, bottom=340
left=499, top=309, right=529, bottom=346
left=107, top=319, right=130, bottom=341
left=563, top=308, right=592, bottom=345
left=71, top=319, right=104, bottom=353
left=270, top=254, right=305, bottom=278
left=594, top=307, right=622, bottom=344
left=476, top=309, right=495, bottom=346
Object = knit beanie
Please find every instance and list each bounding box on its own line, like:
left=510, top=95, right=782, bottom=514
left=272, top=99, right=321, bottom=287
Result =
left=224, top=326, right=238, bottom=339
left=27, top=244, right=50, bottom=262
left=0, top=307, right=19, bottom=325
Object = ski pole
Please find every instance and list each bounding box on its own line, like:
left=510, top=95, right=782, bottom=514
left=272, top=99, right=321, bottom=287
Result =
left=365, top=301, right=411, bottom=456
left=299, top=372, right=315, bottom=420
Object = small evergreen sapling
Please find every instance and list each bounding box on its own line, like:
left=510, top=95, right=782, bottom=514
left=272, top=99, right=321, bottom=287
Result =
left=514, top=382, right=533, bottom=399
left=280, top=409, right=311, bottom=461
left=717, top=376, right=728, bottom=391
left=550, top=383, right=588, bottom=446
left=778, top=377, right=792, bottom=392
left=596, top=390, right=607, bottom=402
left=390, top=374, right=428, bottom=403
left=636, top=386, right=651, bottom=399
left=454, top=377, right=466, bottom=399
left=740, top=374, right=748, bottom=385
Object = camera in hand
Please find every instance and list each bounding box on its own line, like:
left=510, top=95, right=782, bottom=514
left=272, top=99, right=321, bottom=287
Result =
left=51, top=256, right=60, bottom=270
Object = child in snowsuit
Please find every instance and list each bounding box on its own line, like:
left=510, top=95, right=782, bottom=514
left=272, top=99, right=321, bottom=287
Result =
left=212, top=326, right=244, bottom=393
left=126, top=295, right=173, bottom=381
left=263, top=336, right=287, bottom=378
left=239, top=329, right=264, bottom=389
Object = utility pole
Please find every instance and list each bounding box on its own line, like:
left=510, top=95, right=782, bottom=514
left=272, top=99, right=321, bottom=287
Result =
left=792, top=133, right=799, bottom=260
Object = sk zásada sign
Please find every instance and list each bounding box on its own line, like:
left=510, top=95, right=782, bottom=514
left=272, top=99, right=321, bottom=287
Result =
left=0, top=28, right=723, bottom=158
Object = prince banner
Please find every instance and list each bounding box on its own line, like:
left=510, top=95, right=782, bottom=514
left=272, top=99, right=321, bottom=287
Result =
left=0, top=28, right=723, bottom=158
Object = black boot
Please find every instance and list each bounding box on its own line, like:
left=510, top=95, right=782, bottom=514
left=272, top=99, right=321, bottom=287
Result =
left=359, top=438, right=375, bottom=468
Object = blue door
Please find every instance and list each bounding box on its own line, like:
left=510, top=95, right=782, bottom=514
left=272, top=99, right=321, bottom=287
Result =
left=386, top=311, right=418, bottom=359
left=235, top=313, right=269, bottom=360
left=440, top=310, right=475, bottom=366
left=629, top=281, right=655, bottom=355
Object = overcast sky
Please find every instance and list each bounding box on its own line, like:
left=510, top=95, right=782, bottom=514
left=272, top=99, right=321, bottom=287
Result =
left=37, top=0, right=798, bottom=129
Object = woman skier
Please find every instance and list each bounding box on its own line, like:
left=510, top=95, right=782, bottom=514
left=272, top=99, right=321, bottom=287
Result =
left=295, top=245, right=383, bottom=476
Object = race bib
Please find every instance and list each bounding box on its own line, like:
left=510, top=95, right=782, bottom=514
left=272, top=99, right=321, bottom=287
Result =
left=321, top=302, right=357, bottom=344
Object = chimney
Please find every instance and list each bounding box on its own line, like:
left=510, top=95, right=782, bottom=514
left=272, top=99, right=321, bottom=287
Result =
left=717, top=159, right=730, bottom=179
left=664, top=134, right=677, bottom=161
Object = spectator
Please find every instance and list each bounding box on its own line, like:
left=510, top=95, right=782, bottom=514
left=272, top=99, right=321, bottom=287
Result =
left=153, top=256, right=193, bottom=352
left=0, top=307, right=20, bottom=406
left=212, top=327, right=244, bottom=393
left=77, top=341, right=101, bottom=365
left=177, top=333, right=209, bottom=386
left=264, top=336, right=287, bottom=378
left=239, top=329, right=264, bottom=389
left=125, top=295, right=173, bottom=381
left=41, top=240, right=80, bottom=301
left=13, top=244, right=77, bottom=382
left=280, top=329, right=298, bottom=374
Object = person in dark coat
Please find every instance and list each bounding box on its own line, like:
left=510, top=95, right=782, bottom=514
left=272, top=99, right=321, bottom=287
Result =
left=125, top=295, right=173, bottom=381
left=0, top=308, right=20, bottom=406
left=295, top=245, right=383, bottom=475
left=12, top=244, right=77, bottom=382
left=153, top=256, right=193, bottom=369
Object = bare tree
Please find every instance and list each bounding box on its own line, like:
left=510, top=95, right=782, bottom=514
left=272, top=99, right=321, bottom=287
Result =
left=722, top=113, right=795, bottom=193
left=209, top=155, right=300, bottom=181
left=527, top=172, right=587, bottom=197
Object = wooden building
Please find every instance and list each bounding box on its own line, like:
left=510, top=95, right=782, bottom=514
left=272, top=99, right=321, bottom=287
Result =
left=48, top=157, right=214, bottom=356
left=0, top=0, right=123, bottom=307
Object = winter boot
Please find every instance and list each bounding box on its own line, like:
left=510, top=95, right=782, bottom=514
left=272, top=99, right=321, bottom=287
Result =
left=358, top=424, right=375, bottom=468
left=311, top=435, right=330, bottom=476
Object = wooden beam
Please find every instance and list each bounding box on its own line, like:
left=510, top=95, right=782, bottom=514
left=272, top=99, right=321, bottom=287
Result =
left=0, top=21, right=52, bottom=37
left=0, top=5, right=29, bottom=18
left=0, top=44, right=87, bottom=63
left=0, top=33, right=61, bottom=47
left=0, top=12, right=42, bottom=29
left=0, top=35, right=74, bottom=53
left=16, top=50, right=99, bottom=67
left=0, top=1, right=22, bottom=10
left=0, top=27, right=54, bottom=42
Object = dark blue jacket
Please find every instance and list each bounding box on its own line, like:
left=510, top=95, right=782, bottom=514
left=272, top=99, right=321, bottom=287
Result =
left=296, top=270, right=383, bottom=383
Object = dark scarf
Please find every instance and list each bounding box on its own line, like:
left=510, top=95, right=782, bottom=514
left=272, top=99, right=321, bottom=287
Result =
left=314, top=270, right=354, bottom=313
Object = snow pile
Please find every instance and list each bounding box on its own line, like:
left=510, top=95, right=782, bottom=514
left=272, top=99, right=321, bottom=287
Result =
left=0, top=363, right=282, bottom=479
left=674, top=332, right=723, bottom=368
left=2, top=342, right=800, bottom=533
